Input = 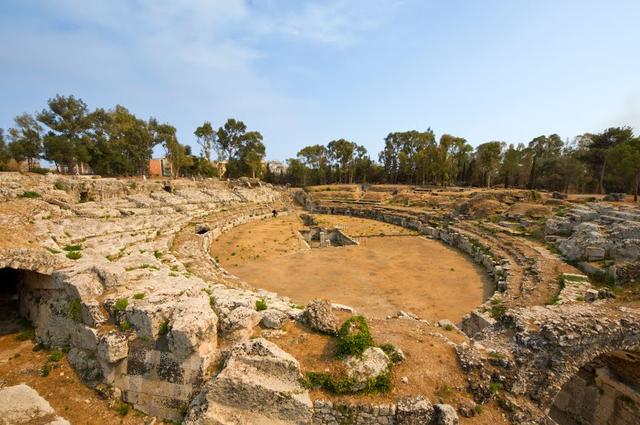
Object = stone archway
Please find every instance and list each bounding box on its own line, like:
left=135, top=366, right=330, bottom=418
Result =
left=549, top=350, right=640, bottom=424
left=0, top=248, right=59, bottom=336
left=0, top=267, right=56, bottom=335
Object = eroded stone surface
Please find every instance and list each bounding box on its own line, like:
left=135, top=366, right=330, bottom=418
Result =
left=0, top=384, right=70, bottom=425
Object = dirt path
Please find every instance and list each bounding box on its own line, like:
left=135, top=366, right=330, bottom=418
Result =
left=0, top=332, right=146, bottom=425
left=212, top=214, right=492, bottom=323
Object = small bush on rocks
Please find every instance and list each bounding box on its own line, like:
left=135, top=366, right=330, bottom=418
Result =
left=380, top=343, right=404, bottom=363
left=159, top=319, right=170, bottom=336
left=67, top=298, right=82, bottom=322
left=336, top=315, right=374, bottom=357
left=19, top=191, right=41, bottom=198
left=255, top=298, right=268, bottom=311
left=48, top=350, right=63, bottom=362
left=119, top=320, right=131, bottom=331
left=66, top=251, right=82, bottom=260
left=489, top=304, right=507, bottom=320
left=114, top=298, right=128, bottom=312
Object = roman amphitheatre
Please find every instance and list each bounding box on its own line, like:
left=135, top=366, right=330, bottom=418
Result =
left=0, top=173, right=639, bottom=425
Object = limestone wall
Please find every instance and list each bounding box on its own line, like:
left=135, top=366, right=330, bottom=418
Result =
left=312, top=397, right=458, bottom=425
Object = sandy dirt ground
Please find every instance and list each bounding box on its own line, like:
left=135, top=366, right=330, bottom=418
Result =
left=212, top=213, right=492, bottom=323
left=261, top=313, right=510, bottom=424
left=0, top=332, right=147, bottom=425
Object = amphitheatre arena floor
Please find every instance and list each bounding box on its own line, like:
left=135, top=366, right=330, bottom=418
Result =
left=212, top=213, right=493, bottom=323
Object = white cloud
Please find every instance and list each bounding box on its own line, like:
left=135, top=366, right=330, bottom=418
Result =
left=0, top=0, right=405, bottom=158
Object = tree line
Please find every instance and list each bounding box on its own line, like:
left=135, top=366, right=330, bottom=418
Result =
left=0, top=95, right=266, bottom=178
left=2, top=95, right=638, bottom=199
left=267, top=127, right=640, bottom=200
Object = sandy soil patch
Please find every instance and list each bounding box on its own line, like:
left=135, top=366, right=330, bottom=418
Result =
left=212, top=213, right=492, bottom=323
left=0, top=332, right=146, bottom=424
left=262, top=317, right=510, bottom=424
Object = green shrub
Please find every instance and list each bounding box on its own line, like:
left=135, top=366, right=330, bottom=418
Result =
left=30, top=167, right=50, bottom=175
left=15, top=328, right=35, bottom=341
left=158, top=319, right=170, bottom=336
left=489, top=380, right=502, bottom=395
left=117, top=402, right=130, bottom=416
left=19, top=191, right=41, bottom=199
left=380, top=343, right=404, bottom=363
left=114, top=298, right=128, bottom=312
left=54, top=180, right=65, bottom=190
left=154, top=250, right=163, bottom=259
left=119, top=320, right=131, bottom=331
left=66, top=251, right=82, bottom=260
left=48, top=350, right=64, bottom=362
left=336, top=315, right=374, bottom=357
left=40, top=363, right=51, bottom=377
left=63, top=244, right=82, bottom=251
left=301, top=370, right=391, bottom=394
left=255, top=298, right=268, bottom=311
left=67, top=298, right=82, bottom=322
left=133, top=292, right=145, bottom=300
left=489, top=304, right=507, bottom=320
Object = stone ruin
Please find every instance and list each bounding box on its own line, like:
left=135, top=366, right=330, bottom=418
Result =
left=546, top=203, right=640, bottom=283
left=0, top=173, right=639, bottom=425
left=298, top=225, right=358, bottom=248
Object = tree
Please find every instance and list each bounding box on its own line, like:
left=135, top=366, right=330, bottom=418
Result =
left=476, top=141, right=504, bottom=188
left=149, top=119, right=186, bottom=178
left=285, top=158, right=305, bottom=186
left=527, top=134, right=563, bottom=189
left=380, top=130, right=436, bottom=184
left=194, top=121, right=216, bottom=162
left=327, top=139, right=357, bottom=183
left=8, top=113, right=42, bottom=171
left=581, top=127, right=634, bottom=193
left=217, top=119, right=247, bottom=161
left=237, top=131, right=265, bottom=178
left=37, top=95, right=91, bottom=173
left=298, top=144, right=329, bottom=185
left=437, top=134, right=468, bottom=186
left=0, top=129, right=7, bottom=168
left=86, top=106, right=153, bottom=176
left=501, top=144, right=526, bottom=188
left=607, top=138, right=640, bottom=201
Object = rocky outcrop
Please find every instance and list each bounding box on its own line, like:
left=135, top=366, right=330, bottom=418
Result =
left=344, top=347, right=390, bottom=391
left=303, top=299, right=339, bottom=335
left=0, top=384, right=70, bottom=425
left=185, top=339, right=312, bottom=424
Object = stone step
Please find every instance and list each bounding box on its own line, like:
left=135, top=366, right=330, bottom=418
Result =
left=205, top=361, right=312, bottom=423
left=192, top=401, right=295, bottom=425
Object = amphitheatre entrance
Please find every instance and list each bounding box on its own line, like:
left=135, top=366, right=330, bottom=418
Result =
left=211, top=213, right=493, bottom=323
left=0, top=267, right=51, bottom=335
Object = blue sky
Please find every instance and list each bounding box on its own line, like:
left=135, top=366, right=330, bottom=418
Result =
left=1, top=0, right=639, bottom=160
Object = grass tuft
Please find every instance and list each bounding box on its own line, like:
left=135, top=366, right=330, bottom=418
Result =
left=19, top=191, right=41, bottom=199
left=114, top=298, right=128, bottom=312
left=255, top=298, right=268, bottom=311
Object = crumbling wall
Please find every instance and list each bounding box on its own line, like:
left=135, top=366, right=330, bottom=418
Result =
left=550, top=352, right=640, bottom=425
